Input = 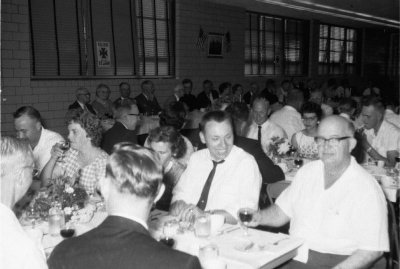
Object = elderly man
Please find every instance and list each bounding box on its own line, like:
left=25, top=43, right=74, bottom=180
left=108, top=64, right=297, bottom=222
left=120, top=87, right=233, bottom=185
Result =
left=270, top=88, right=305, bottom=140
left=171, top=111, right=262, bottom=224
left=101, top=103, right=139, bottom=154
left=196, top=80, right=219, bottom=110
left=361, top=96, right=400, bottom=167
left=135, top=80, right=162, bottom=116
left=14, top=106, right=64, bottom=174
left=1, top=137, right=48, bottom=269
left=250, top=116, right=389, bottom=268
left=68, top=87, right=96, bottom=114
left=243, top=82, right=260, bottom=106
left=246, top=97, right=287, bottom=154
left=48, top=143, right=201, bottom=269
left=113, top=82, right=135, bottom=106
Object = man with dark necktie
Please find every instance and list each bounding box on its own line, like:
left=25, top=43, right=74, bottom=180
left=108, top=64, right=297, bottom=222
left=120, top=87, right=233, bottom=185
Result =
left=68, top=87, right=97, bottom=115
left=170, top=111, right=262, bottom=224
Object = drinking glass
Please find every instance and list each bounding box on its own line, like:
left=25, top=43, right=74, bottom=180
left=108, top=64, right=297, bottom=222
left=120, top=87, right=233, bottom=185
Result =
left=199, top=244, right=226, bottom=269
left=160, top=220, right=178, bottom=248
left=60, top=222, right=75, bottom=239
left=26, top=206, right=39, bottom=228
left=293, top=152, right=304, bottom=169
left=237, top=208, right=255, bottom=236
left=194, top=213, right=211, bottom=238
left=59, top=141, right=70, bottom=163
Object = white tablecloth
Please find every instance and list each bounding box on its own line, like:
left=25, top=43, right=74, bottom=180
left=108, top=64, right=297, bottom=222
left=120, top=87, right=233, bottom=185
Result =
left=34, top=210, right=303, bottom=269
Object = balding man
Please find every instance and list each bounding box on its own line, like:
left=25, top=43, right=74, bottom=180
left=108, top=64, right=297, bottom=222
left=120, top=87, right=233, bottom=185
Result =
left=101, top=103, right=139, bottom=154
left=250, top=116, right=389, bottom=268
left=1, top=137, right=47, bottom=269
left=68, top=87, right=96, bottom=114
left=246, top=97, right=287, bottom=154
left=48, top=143, right=201, bottom=269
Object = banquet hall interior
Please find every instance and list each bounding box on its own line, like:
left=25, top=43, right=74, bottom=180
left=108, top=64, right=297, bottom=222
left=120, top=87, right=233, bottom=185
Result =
left=1, top=0, right=400, bottom=269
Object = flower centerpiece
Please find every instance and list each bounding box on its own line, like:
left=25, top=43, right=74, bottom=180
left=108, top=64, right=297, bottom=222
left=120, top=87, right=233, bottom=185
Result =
left=31, top=177, right=92, bottom=223
left=268, top=137, right=292, bottom=158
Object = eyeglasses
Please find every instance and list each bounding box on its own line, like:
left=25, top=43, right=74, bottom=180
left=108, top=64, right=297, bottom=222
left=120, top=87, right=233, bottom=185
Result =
left=314, top=136, right=350, bottom=147
left=302, top=116, right=317, bottom=121
left=127, top=113, right=140, bottom=117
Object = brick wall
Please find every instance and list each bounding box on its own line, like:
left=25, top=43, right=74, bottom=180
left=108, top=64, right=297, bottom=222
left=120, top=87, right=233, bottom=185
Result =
left=1, top=0, right=398, bottom=136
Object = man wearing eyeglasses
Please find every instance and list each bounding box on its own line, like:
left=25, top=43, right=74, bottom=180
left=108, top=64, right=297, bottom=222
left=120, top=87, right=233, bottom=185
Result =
left=68, top=87, right=97, bottom=115
left=101, top=103, right=139, bottom=154
left=250, top=116, right=388, bottom=269
left=1, top=137, right=48, bottom=269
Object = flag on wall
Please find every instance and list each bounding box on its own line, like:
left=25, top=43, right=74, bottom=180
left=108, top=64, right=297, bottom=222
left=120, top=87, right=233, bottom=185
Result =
left=196, top=27, right=208, bottom=49
left=225, top=31, right=231, bottom=52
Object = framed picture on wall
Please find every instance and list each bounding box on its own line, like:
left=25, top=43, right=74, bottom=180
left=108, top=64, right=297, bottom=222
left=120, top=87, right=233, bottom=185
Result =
left=208, top=33, right=224, bottom=58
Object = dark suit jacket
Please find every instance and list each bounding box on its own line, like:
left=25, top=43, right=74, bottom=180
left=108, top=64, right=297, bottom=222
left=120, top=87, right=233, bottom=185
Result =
left=48, top=216, right=201, bottom=269
left=180, top=94, right=197, bottom=111
left=135, top=93, right=162, bottom=116
left=196, top=90, right=219, bottom=109
left=243, top=91, right=254, bottom=105
left=101, top=121, right=137, bottom=154
left=68, top=101, right=97, bottom=115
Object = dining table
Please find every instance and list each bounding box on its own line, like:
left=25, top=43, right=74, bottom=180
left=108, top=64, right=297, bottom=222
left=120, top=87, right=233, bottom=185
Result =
left=22, top=208, right=304, bottom=269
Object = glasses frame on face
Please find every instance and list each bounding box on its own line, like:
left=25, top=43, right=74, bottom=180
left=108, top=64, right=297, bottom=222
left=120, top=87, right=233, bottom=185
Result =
left=314, top=136, right=350, bottom=147
left=127, top=113, right=140, bottom=117
left=302, top=116, right=317, bottom=122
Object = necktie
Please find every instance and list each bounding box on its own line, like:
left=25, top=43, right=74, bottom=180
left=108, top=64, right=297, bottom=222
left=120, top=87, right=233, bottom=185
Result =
left=258, top=125, right=262, bottom=145
left=196, top=160, right=225, bottom=210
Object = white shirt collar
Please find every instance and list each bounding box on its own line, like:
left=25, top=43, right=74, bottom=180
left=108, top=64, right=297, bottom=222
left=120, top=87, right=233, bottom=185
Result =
left=77, top=100, right=86, bottom=109
left=111, top=212, right=149, bottom=230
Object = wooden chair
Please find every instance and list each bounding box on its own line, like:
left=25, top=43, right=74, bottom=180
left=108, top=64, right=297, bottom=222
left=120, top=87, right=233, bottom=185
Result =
left=266, top=181, right=291, bottom=205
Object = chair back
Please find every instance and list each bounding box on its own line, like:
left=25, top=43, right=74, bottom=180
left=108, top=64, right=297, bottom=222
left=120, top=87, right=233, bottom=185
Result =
left=386, top=200, right=399, bottom=269
left=266, top=181, right=290, bottom=204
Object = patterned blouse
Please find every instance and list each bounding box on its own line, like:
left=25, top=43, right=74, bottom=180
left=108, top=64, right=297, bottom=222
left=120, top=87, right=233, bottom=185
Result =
left=293, top=131, right=319, bottom=159
left=60, top=149, right=108, bottom=194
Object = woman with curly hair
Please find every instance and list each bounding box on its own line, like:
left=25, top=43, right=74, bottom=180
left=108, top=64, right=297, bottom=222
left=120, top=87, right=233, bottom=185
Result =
left=147, top=126, right=187, bottom=211
left=41, top=110, right=108, bottom=194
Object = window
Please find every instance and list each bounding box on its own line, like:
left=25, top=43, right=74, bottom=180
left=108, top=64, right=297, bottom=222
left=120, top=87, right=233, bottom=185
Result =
left=245, top=12, right=308, bottom=76
left=318, top=24, right=357, bottom=75
left=29, top=0, right=174, bottom=78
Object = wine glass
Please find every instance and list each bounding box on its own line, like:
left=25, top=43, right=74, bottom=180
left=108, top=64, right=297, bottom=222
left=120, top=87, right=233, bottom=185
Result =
left=293, top=152, right=304, bottom=169
left=237, top=208, right=255, bottom=236
left=60, top=222, right=75, bottom=239
left=59, top=141, right=70, bottom=163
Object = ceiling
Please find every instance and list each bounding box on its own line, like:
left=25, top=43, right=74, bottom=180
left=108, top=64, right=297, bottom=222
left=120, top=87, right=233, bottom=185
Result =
left=210, top=0, right=400, bottom=29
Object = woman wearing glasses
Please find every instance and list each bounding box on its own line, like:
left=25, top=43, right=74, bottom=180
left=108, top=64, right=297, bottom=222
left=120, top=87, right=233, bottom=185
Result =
left=291, top=102, right=322, bottom=159
left=41, top=110, right=108, bottom=195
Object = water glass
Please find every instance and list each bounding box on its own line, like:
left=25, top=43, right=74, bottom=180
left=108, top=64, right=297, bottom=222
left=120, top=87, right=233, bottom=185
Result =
left=194, top=213, right=211, bottom=238
left=199, top=244, right=226, bottom=269
left=48, top=205, right=65, bottom=236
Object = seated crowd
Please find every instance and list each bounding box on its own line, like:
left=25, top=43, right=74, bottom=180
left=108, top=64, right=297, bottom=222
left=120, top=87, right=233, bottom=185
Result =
left=1, top=76, right=399, bottom=269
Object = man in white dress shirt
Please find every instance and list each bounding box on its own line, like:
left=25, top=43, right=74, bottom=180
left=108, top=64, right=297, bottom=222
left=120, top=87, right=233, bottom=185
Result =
left=171, top=111, right=262, bottom=224
left=0, top=137, right=48, bottom=269
left=249, top=116, right=389, bottom=268
left=360, top=96, right=400, bottom=167
left=14, top=106, right=64, bottom=175
left=246, top=97, right=287, bottom=154
left=270, top=89, right=305, bottom=140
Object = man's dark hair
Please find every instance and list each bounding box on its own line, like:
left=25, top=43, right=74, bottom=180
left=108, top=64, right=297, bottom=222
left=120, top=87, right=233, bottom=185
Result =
left=218, top=82, right=231, bottom=94
left=203, top=79, right=212, bottom=86
left=141, top=80, right=153, bottom=88
left=199, top=110, right=233, bottom=133
left=13, top=106, right=42, bottom=122
left=301, top=102, right=323, bottom=120
left=119, top=82, right=130, bottom=88
left=182, top=79, right=192, bottom=86
left=362, top=96, right=385, bottom=114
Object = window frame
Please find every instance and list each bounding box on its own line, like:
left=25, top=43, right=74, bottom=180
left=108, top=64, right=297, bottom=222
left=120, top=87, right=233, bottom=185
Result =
left=245, top=11, right=309, bottom=77
left=317, top=22, right=358, bottom=75
left=28, top=0, right=175, bottom=80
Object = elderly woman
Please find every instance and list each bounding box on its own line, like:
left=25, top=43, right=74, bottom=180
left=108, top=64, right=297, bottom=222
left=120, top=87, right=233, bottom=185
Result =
left=291, top=102, right=322, bottom=159
left=41, top=110, right=108, bottom=194
left=91, top=84, right=114, bottom=119
left=147, top=126, right=187, bottom=211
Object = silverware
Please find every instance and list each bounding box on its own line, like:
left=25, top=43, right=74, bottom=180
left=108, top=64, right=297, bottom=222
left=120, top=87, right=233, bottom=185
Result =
left=272, top=237, right=289, bottom=245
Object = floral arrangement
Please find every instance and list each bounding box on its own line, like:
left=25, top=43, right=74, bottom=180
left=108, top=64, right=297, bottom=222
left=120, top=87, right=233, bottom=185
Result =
left=32, top=177, right=89, bottom=222
left=268, top=137, right=293, bottom=158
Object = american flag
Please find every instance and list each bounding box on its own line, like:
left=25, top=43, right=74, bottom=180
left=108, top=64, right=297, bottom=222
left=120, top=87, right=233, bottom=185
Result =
left=196, top=27, right=207, bottom=49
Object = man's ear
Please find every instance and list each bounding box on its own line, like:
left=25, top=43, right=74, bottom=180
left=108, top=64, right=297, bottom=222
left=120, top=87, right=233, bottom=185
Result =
left=154, top=183, right=165, bottom=203
left=199, top=131, right=206, bottom=144
left=349, top=137, right=357, bottom=152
